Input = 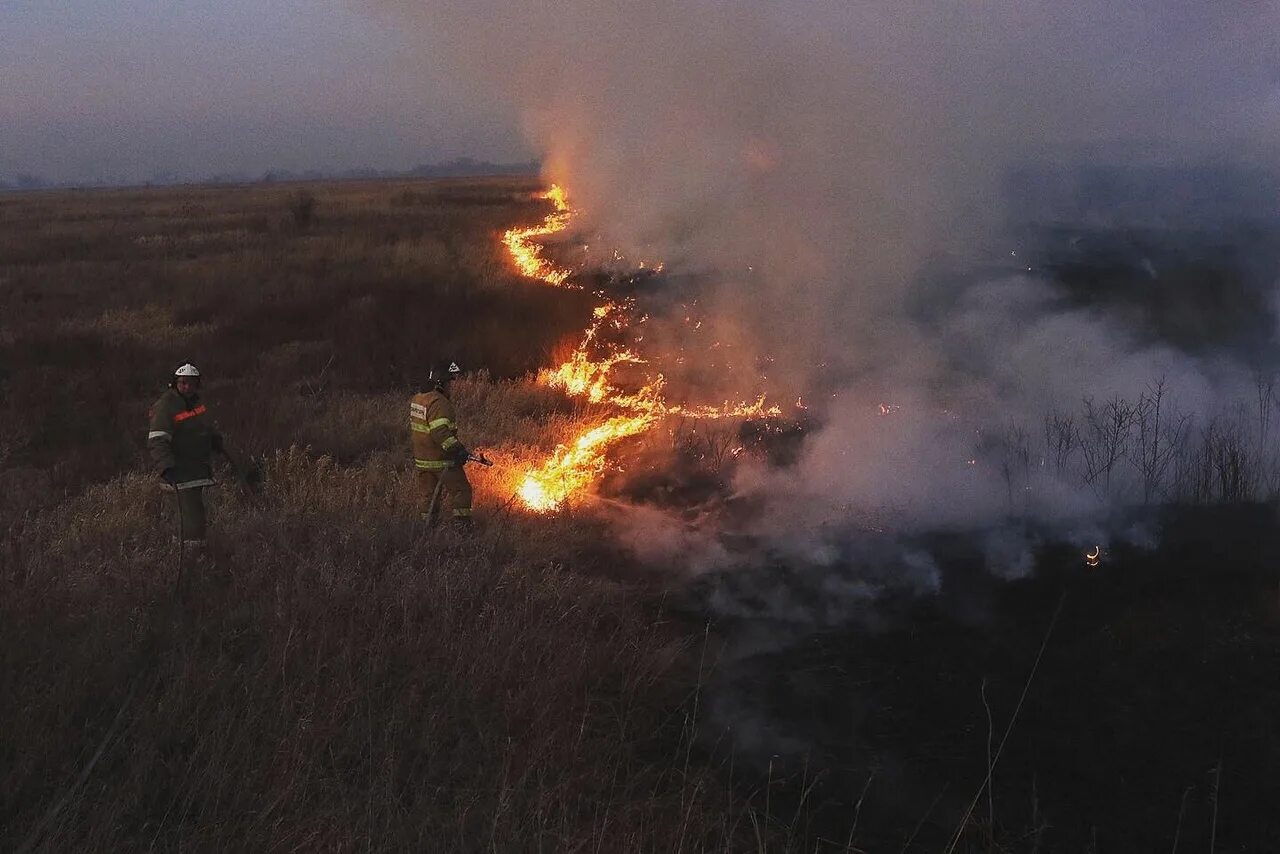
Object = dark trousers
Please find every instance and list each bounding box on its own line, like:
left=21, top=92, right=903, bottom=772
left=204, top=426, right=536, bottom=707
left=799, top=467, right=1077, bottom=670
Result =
left=170, top=485, right=208, bottom=542
left=416, top=467, right=473, bottom=519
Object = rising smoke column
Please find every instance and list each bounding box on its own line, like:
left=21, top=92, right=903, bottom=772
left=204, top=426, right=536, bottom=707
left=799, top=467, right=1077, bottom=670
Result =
left=374, top=0, right=1280, bottom=541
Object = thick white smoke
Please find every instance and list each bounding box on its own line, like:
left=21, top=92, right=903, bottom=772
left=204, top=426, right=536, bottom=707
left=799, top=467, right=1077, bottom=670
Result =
left=373, top=0, right=1280, bottom=551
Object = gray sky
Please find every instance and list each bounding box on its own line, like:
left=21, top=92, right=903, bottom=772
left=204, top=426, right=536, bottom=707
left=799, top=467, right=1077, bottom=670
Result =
left=0, top=0, right=529, bottom=184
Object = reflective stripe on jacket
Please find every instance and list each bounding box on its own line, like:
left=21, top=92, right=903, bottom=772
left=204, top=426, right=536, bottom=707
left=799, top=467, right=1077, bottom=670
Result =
left=410, top=389, right=462, bottom=469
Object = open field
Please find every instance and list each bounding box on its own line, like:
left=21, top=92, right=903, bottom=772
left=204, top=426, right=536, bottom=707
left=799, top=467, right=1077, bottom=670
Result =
left=4, top=178, right=1280, bottom=852
left=0, top=179, right=759, bottom=851
left=0, top=179, right=599, bottom=511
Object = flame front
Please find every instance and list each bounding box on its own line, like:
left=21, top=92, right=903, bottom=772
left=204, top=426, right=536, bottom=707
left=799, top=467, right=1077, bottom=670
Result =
left=517, top=413, right=658, bottom=512
left=538, top=298, right=780, bottom=422
left=502, top=185, right=574, bottom=287
left=503, top=185, right=779, bottom=512
left=543, top=302, right=646, bottom=403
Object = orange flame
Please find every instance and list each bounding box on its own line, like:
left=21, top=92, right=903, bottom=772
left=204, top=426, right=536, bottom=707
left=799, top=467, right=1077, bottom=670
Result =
left=504, top=185, right=780, bottom=512
left=502, top=185, right=575, bottom=287
left=538, top=299, right=779, bottom=421
left=517, top=412, right=658, bottom=512
left=541, top=301, right=647, bottom=403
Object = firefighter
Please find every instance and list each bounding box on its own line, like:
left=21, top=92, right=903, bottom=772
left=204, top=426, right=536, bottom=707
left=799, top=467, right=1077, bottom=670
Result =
left=410, top=360, right=473, bottom=524
left=147, top=363, right=223, bottom=548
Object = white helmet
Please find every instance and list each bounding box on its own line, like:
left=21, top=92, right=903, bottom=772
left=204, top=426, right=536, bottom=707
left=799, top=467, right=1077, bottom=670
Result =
left=174, top=363, right=201, bottom=377
left=428, top=360, right=462, bottom=384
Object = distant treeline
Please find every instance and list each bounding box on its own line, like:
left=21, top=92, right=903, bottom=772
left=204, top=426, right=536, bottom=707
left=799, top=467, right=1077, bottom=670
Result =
left=0, top=157, right=541, bottom=192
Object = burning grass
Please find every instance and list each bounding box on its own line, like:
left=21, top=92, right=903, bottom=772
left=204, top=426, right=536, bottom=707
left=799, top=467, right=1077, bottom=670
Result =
left=498, top=188, right=784, bottom=515
left=501, top=184, right=575, bottom=286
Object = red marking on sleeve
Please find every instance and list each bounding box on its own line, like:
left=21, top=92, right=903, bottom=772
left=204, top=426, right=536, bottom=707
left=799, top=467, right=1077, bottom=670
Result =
left=172, top=404, right=207, bottom=423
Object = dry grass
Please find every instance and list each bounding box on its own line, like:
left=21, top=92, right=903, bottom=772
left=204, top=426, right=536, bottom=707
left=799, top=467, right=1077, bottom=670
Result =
left=0, top=178, right=767, bottom=852
left=0, top=179, right=598, bottom=506
left=4, top=446, right=751, bottom=851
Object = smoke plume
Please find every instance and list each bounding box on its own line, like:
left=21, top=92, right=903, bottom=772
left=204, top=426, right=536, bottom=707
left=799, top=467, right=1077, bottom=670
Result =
left=374, top=0, right=1280, bottom=545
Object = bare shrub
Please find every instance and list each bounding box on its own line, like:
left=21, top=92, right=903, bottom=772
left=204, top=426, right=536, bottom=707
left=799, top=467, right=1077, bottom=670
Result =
left=1042, top=410, right=1081, bottom=478
left=1080, top=396, right=1136, bottom=497
left=1254, top=370, right=1280, bottom=497
left=1201, top=411, right=1257, bottom=502
left=669, top=417, right=744, bottom=474
left=1130, top=378, right=1190, bottom=505
left=288, top=188, right=317, bottom=229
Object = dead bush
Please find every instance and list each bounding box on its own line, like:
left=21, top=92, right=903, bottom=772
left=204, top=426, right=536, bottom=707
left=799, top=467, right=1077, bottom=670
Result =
left=288, top=188, right=317, bottom=229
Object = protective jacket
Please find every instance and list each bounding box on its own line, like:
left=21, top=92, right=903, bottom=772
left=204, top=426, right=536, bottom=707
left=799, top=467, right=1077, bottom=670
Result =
left=147, top=388, right=221, bottom=488
left=410, top=389, right=464, bottom=470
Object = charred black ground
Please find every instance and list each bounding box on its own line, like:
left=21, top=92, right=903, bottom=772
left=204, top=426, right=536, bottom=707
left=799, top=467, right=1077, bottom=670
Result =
left=675, top=502, right=1280, bottom=851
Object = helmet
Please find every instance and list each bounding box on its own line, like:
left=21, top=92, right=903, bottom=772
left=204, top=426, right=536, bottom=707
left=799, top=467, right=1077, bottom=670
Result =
left=170, top=363, right=202, bottom=389
left=427, top=360, right=463, bottom=385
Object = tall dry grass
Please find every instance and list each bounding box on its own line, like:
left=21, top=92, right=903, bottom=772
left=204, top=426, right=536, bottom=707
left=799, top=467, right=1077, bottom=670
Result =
left=3, top=442, right=762, bottom=851
left=0, top=179, right=772, bottom=852
left=0, top=178, right=596, bottom=511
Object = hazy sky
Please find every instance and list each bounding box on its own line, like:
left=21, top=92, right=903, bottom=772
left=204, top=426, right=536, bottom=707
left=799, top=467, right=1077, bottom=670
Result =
left=0, top=0, right=529, bottom=183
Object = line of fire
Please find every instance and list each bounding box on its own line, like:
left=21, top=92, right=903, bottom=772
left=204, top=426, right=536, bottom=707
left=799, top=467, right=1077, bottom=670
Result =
left=502, top=185, right=785, bottom=514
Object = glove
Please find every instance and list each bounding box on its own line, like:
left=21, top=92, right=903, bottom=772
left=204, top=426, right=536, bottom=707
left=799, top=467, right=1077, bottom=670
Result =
left=160, top=468, right=178, bottom=486
left=449, top=444, right=470, bottom=465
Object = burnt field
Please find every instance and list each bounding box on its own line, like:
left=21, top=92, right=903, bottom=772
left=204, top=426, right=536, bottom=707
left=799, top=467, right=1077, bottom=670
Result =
left=684, top=503, right=1280, bottom=851
left=2, top=177, right=1280, bottom=852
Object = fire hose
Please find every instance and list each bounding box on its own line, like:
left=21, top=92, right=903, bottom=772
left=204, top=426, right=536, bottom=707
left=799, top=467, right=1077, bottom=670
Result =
left=167, top=446, right=262, bottom=595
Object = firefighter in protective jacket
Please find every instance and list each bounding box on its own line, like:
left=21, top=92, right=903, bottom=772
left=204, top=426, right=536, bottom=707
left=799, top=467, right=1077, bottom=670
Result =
left=411, top=361, right=473, bottom=522
left=147, top=363, right=223, bottom=546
